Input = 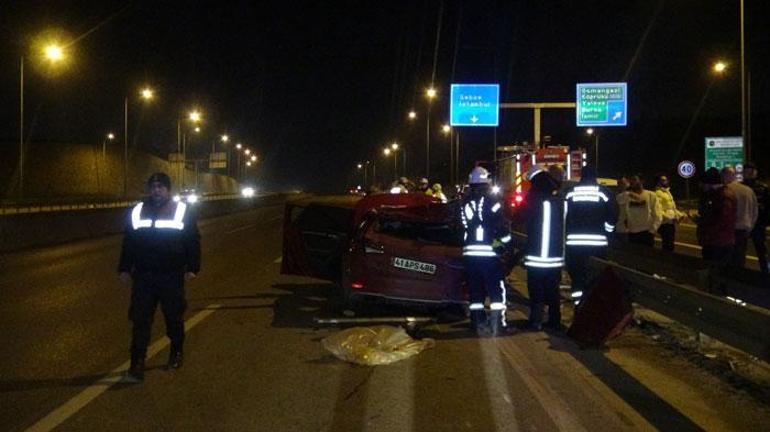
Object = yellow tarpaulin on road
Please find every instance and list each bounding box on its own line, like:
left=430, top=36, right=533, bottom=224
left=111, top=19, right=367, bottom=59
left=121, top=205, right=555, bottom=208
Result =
left=322, top=326, right=435, bottom=365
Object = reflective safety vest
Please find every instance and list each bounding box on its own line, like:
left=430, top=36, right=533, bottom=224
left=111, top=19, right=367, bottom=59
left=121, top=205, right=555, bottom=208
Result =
left=524, top=197, right=565, bottom=268
left=131, top=201, right=187, bottom=231
left=564, top=184, right=617, bottom=248
left=460, top=195, right=511, bottom=257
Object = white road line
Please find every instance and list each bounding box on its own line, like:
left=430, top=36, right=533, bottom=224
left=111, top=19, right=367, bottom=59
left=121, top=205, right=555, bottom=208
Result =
left=24, top=304, right=223, bottom=432
left=478, top=339, right=519, bottom=431
left=224, top=224, right=256, bottom=234
left=273, top=256, right=282, bottom=264
left=497, top=338, right=587, bottom=432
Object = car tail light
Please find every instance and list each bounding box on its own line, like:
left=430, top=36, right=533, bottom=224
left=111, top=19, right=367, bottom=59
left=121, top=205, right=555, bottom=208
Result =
left=351, top=282, right=365, bottom=289
left=510, top=194, right=524, bottom=207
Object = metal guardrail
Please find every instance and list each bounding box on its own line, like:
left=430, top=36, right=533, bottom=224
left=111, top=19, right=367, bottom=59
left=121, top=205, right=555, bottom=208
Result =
left=0, top=193, right=244, bottom=216
left=589, top=257, right=770, bottom=364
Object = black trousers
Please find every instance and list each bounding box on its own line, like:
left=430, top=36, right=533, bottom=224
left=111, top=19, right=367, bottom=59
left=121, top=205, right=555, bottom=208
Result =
left=628, top=231, right=655, bottom=247
left=526, top=267, right=561, bottom=325
left=129, top=272, right=187, bottom=358
left=657, top=224, right=676, bottom=252
left=465, top=256, right=505, bottom=306
left=566, top=246, right=607, bottom=300
left=702, top=245, right=732, bottom=268
left=730, top=229, right=750, bottom=268
left=751, top=225, right=768, bottom=274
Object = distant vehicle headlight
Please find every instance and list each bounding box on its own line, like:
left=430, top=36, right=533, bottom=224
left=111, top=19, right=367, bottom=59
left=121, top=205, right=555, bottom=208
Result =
left=241, top=187, right=255, bottom=197
left=173, top=195, right=181, bottom=202
left=186, top=194, right=199, bottom=203
left=491, top=185, right=501, bottom=194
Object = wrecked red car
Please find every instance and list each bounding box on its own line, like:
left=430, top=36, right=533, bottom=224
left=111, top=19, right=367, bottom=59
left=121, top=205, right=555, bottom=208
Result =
left=281, top=193, right=468, bottom=309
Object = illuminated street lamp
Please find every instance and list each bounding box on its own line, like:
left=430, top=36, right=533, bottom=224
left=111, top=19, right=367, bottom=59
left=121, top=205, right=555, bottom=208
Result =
left=246, top=161, right=252, bottom=167
left=18, top=39, right=69, bottom=197
left=189, top=110, right=202, bottom=123
left=236, top=143, right=242, bottom=149
left=391, top=142, right=399, bottom=151
left=426, top=87, right=437, bottom=99
left=221, top=134, right=229, bottom=143
left=442, top=124, right=451, bottom=134
left=140, top=87, right=154, bottom=100
left=194, top=126, right=201, bottom=133
left=408, top=110, right=417, bottom=120
left=244, top=149, right=251, bottom=155
left=250, top=155, right=257, bottom=162
left=712, top=61, right=727, bottom=74
left=383, top=148, right=391, bottom=156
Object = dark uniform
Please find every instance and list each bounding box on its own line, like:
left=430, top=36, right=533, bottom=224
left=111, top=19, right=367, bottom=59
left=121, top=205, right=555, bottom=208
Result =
left=743, top=174, right=769, bottom=275
left=522, top=170, right=565, bottom=330
left=460, top=172, right=512, bottom=335
left=118, top=194, right=200, bottom=376
left=564, top=172, right=618, bottom=304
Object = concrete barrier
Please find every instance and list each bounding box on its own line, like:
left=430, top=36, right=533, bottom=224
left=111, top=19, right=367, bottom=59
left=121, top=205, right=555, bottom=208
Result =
left=0, top=194, right=288, bottom=254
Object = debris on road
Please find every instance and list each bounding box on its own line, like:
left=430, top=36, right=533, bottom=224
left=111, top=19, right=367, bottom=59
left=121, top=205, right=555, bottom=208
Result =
left=321, top=326, right=435, bottom=365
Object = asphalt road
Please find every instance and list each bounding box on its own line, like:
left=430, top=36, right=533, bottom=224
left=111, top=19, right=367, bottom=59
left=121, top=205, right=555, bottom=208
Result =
left=1, top=199, right=768, bottom=431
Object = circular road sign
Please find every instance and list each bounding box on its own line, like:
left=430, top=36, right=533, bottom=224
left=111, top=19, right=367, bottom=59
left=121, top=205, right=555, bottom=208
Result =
left=678, top=160, right=696, bottom=179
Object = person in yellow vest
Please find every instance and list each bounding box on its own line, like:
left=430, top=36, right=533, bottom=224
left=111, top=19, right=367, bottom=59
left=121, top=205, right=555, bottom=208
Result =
left=654, top=174, right=685, bottom=251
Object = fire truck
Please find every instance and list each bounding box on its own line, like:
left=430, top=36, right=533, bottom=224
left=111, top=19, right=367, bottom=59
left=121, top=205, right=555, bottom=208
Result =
left=495, top=144, right=586, bottom=215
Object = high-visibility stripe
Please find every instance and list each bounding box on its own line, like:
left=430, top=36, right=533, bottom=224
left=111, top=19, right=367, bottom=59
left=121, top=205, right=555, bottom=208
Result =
left=464, top=245, right=494, bottom=251
left=490, top=302, right=506, bottom=310
left=566, top=240, right=608, bottom=246
left=476, top=226, right=484, bottom=241
left=464, top=204, right=474, bottom=221
left=541, top=201, right=551, bottom=258
left=571, top=291, right=583, bottom=298
left=469, top=303, right=485, bottom=310
left=500, top=235, right=512, bottom=244
left=524, top=260, right=563, bottom=268
left=131, top=203, right=152, bottom=229
left=491, top=202, right=501, bottom=213
left=154, top=202, right=187, bottom=230
left=463, top=251, right=497, bottom=257
left=604, top=222, right=615, bottom=232
left=525, top=255, right=563, bottom=263
left=478, top=197, right=484, bottom=221
left=567, top=234, right=607, bottom=240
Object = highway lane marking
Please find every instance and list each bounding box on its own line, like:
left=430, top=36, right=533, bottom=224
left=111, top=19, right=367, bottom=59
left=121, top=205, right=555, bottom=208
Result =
left=496, top=338, right=587, bottom=432
left=24, top=303, right=223, bottom=432
left=274, top=256, right=282, bottom=264
left=224, top=224, right=256, bottom=234
left=478, top=339, right=519, bottom=431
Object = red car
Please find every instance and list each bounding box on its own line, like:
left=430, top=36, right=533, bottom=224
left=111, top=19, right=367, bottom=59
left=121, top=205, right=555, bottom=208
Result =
left=281, top=193, right=468, bottom=310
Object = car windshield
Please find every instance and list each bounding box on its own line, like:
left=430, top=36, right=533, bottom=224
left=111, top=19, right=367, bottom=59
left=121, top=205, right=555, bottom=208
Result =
left=374, top=217, right=461, bottom=246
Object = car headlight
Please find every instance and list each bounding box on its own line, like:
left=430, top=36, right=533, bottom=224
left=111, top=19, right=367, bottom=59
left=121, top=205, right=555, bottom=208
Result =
left=173, top=195, right=181, bottom=202
left=241, top=187, right=255, bottom=197
left=186, top=194, right=198, bottom=203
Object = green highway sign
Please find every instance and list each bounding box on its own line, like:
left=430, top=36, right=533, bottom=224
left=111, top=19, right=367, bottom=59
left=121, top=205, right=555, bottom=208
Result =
left=705, top=136, right=744, bottom=177
left=576, top=82, right=627, bottom=126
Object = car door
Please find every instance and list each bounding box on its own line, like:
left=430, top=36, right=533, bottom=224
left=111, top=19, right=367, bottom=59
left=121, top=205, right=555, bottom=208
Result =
left=281, top=201, right=354, bottom=281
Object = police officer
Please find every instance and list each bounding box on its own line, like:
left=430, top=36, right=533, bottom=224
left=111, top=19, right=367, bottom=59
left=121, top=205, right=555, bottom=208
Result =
left=461, top=167, right=512, bottom=336
left=522, top=165, right=565, bottom=331
left=564, top=166, right=617, bottom=305
left=118, top=172, right=201, bottom=382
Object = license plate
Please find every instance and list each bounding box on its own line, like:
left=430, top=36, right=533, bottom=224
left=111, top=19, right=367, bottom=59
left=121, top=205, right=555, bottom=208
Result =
left=392, top=257, right=437, bottom=275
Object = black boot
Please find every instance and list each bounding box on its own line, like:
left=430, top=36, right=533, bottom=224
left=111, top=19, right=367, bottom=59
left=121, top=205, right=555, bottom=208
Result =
left=488, top=310, right=514, bottom=337
left=167, top=349, right=183, bottom=370
left=125, top=355, right=145, bottom=383
left=470, top=310, right=490, bottom=336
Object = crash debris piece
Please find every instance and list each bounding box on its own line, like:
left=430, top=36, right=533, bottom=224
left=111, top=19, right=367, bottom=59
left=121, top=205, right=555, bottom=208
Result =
left=322, top=326, right=435, bottom=365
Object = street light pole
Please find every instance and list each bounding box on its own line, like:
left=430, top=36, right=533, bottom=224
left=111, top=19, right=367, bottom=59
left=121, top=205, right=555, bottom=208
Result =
left=740, top=0, right=748, bottom=159
left=426, top=106, right=431, bottom=178
left=124, top=96, right=128, bottom=197
left=19, top=56, right=24, bottom=197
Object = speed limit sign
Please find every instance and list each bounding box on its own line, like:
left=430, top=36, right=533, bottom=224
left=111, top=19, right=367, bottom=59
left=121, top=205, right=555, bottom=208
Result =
left=678, top=160, right=696, bottom=179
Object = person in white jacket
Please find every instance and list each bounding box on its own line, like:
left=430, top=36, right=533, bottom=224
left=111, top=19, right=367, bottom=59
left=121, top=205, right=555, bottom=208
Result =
left=654, top=174, right=685, bottom=251
left=621, top=175, right=662, bottom=247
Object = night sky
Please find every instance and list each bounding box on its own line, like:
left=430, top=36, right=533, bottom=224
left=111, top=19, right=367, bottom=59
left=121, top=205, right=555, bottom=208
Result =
left=1, top=0, right=767, bottom=193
